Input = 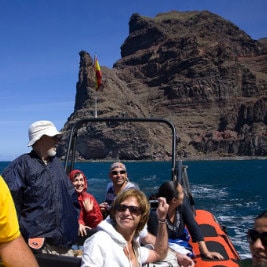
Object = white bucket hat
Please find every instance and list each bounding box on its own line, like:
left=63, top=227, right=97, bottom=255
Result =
left=27, top=120, right=62, bottom=147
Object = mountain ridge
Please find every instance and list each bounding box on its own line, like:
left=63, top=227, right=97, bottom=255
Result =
left=57, top=10, right=267, bottom=161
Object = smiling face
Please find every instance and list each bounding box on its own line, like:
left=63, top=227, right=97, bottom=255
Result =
left=250, top=216, right=267, bottom=266
left=71, top=173, right=86, bottom=194
left=114, top=196, right=141, bottom=233
left=110, top=189, right=149, bottom=236
left=109, top=167, right=127, bottom=187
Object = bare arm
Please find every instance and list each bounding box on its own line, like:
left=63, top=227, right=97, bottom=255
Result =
left=146, top=197, right=169, bottom=262
left=0, top=235, right=39, bottom=267
left=141, top=231, right=156, bottom=245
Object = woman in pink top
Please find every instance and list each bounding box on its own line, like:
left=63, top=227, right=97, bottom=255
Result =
left=69, top=170, right=103, bottom=236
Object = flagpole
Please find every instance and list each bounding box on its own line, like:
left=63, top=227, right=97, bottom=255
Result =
left=93, top=53, right=102, bottom=118
left=94, top=94, right=98, bottom=118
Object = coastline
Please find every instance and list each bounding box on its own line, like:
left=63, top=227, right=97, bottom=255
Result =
left=182, top=155, right=267, bottom=161
left=1, top=155, right=267, bottom=164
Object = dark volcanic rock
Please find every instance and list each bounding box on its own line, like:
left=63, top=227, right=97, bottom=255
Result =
left=58, top=10, right=267, bottom=161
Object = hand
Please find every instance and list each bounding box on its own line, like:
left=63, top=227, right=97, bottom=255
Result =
left=204, top=251, right=224, bottom=260
left=83, top=198, right=94, bottom=212
left=176, top=253, right=195, bottom=267
left=156, top=197, right=169, bottom=220
left=99, top=202, right=110, bottom=212
left=79, top=224, right=91, bottom=237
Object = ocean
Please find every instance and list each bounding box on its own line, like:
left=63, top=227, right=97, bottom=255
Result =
left=1, top=159, right=266, bottom=260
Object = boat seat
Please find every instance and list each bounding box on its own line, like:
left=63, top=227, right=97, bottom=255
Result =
left=35, top=253, right=81, bottom=267
left=199, top=224, right=218, bottom=237
left=201, top=240, right=229, bottom=260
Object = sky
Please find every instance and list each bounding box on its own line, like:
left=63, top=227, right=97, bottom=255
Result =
left=1, top=0, right=267, bottom=161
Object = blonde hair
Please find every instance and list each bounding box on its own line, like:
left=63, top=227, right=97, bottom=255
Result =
left=110, top=189, right=150, bottom=235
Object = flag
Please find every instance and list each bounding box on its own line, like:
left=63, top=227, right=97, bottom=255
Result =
left=94, top=55, right=102, bottom=91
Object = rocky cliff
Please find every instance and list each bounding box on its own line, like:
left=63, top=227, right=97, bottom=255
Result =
left=58, top=10, right=267, bottom=161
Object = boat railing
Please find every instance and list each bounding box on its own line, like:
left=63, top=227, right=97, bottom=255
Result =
left=63, top=117, right=177, bottom=175
left=175, top=159, right=195, bottom=213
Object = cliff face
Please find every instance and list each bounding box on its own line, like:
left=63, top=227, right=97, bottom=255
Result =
left=58, top=10, right=267, bottom=160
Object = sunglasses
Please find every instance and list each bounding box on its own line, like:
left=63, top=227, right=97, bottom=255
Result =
left=247, top=229, right=267, bottom=247
left=111, top=170, right=126, bottom=175
left=115, top=204, right=142, bottom=215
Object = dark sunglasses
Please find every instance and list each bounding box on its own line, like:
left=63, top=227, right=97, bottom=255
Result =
left=247, top=229, right=267, bottom=247
left=115, top=204, right=142, bottom=215
left=111, top=170, right=126, bottom=175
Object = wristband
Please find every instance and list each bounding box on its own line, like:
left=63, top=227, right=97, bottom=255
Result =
left=158, top=218, right=167, bottom=224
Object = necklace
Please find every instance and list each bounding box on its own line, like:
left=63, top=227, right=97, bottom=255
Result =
left=167, top=209, right=181, bottom=233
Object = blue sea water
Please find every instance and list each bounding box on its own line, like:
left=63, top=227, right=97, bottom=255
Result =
left=1, top=159, right=266, bottom=260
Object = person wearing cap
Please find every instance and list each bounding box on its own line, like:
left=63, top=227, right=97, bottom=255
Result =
left=99, top=162, right=139, bottom=216
left=69, top=169, right=103, bottom=237
left=1, top=120, right=80, bottom=256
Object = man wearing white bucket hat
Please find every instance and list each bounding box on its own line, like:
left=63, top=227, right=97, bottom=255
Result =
left=2, top=120, right=80, bottom=256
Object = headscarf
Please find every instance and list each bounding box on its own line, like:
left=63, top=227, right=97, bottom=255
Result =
left=68, top=169, right=88, bottom=191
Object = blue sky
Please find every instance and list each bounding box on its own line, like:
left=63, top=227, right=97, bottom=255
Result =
left=1, top=0, right=266, bottom=160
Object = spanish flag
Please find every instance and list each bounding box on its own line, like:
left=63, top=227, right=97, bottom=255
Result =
left=94, top=55, right=102, bottom=91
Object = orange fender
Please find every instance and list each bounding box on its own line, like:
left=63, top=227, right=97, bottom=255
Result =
left=189, top=210, right=240, bottom=267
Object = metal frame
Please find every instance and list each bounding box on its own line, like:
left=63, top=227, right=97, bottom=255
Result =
left=63, top=117, right=177, bottom=176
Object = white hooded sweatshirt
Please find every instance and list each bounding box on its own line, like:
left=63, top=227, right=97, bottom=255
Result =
left=81, top=219, right=149, bottom=267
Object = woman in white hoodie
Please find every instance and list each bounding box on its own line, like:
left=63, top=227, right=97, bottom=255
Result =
left=81, top=189, right=169, bottom=267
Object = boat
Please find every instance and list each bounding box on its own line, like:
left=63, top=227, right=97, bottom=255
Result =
left=1, top=117, right=245, bottom=266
